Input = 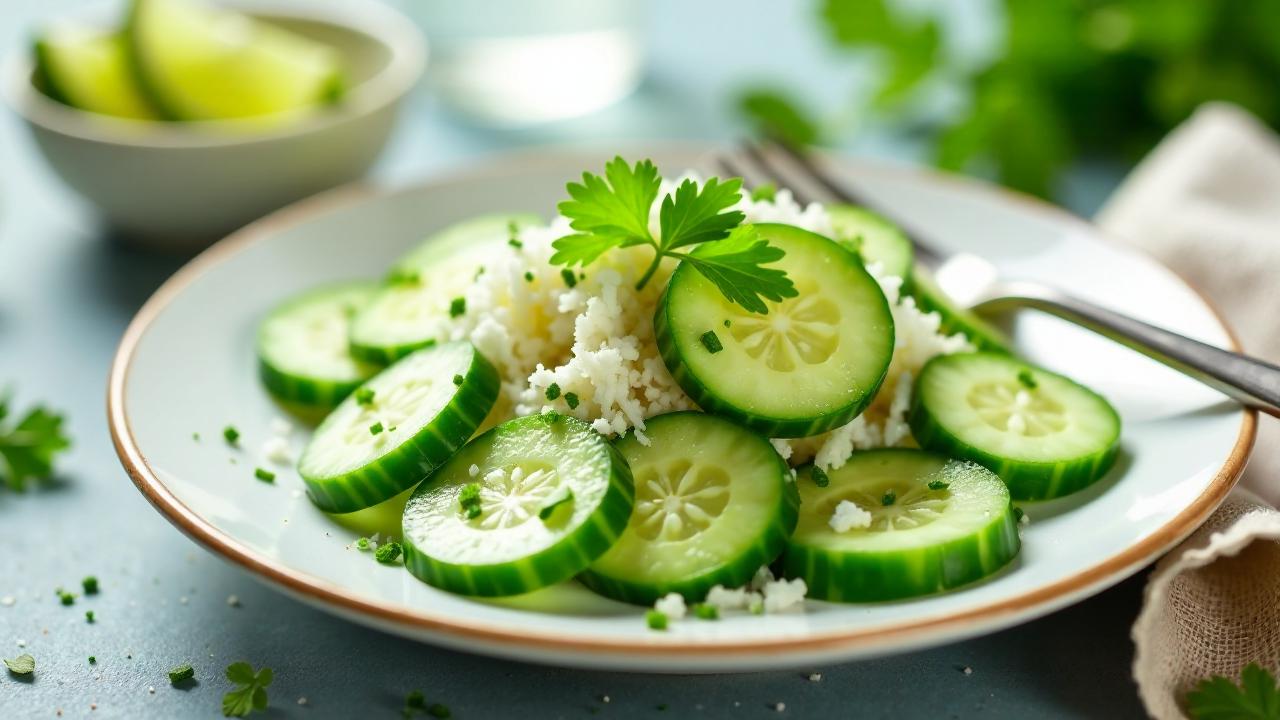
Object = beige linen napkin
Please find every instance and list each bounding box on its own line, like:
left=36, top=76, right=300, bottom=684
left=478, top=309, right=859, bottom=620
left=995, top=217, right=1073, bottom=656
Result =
left=1096, top=102, right=1280, bottom=719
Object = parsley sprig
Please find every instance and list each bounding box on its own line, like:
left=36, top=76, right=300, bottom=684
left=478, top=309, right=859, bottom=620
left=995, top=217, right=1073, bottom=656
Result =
left=1186, top=663, right=1280, bottom=719
left=0, top=392, right=70, bottom=491
left=222, top=661, right=272, bottom=717
left=550, top=157, right=797, bottom=314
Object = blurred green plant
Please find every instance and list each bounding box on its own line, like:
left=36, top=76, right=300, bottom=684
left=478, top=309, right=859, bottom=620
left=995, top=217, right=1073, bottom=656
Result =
left=740, top=0, right=1280, bottom=198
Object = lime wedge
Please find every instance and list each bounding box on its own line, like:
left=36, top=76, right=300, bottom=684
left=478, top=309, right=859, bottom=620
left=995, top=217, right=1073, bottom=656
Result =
left=33, top=25, right=158, bottom=119
left=125, top=0, right=345, bottom=122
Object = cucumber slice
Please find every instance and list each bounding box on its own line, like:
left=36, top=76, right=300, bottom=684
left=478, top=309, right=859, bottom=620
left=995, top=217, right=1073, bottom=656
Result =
left=656, top=223, right=895, bottom=438
left=349, top=214, right=540, bottom=365
left=257, top=282, right=378, bottom=409
left=125, top=0, right=344, bottom=121
left=909, top=352, right=1121, bottom=501
left=910, top=264, right=1013, bottom=354
left=402, top=413, right=634, bottom=597
left=579, top=412, right=798, bottom=605
left=298, top=342, right=499, bottom=513
left=33, top=25, right=157, bottom=119
left=827, top=205, right=914, bottom=282
left=782, top=449, right=1020, bottom=602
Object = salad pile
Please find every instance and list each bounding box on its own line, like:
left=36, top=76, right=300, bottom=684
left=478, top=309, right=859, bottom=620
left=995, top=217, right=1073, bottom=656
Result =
left=255, top=157, right=1121, bottom=616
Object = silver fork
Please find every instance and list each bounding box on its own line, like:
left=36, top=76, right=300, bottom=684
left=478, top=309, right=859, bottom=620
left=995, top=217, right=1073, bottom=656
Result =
left=718, top=140, right=1280, bottom=419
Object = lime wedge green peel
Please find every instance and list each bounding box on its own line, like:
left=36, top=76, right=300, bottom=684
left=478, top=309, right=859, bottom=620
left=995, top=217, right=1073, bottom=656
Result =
left=33, top=26, right=157, bottom=119
left=124, top=0, right=346, bottom=122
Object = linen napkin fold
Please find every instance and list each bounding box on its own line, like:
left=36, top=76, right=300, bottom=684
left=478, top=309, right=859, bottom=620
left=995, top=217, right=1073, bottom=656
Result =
left=1095, top=102, right=1280, bottom=719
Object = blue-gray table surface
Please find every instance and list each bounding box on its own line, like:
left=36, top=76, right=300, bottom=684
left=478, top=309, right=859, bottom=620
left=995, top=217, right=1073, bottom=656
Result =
left=1, top=1, right=1142, bottom=717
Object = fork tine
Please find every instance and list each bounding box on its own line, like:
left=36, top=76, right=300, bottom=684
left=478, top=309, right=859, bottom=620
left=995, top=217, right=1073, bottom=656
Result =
left=764, top=139, right=872, bottom=207
left=712, top=150, right=819, bottom=206
left=737, top=141, right=821, bottom=208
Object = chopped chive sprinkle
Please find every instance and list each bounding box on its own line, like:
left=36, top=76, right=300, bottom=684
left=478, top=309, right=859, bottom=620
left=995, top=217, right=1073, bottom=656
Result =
left=524, top=271, right=535, bottom=282
left=192, top=432, right=200, bottom=441
left=1017, top=369, right=1037, bottom=389
left=168, top=664, right=194, bottom=684
left=374, top=541, right=403, bottom=564
left=560, top=268, right=578, bottom=288
left=545, top=383, right=561, bottom=401
left=223, top=426, right=240, bottom=445
left=388, top=268, right=421, bottom=286
left=459, top=482, right=483, bottom=519
left=449, top=297, right=466, bottom=317
left=749, top=597, right=765, bottom=615
left=254, top=467, right=276, bottom=483
left=750, top=183, right=777, bottom=202
left=428, top=703, right=452, bottom=718
left=508, top=237, right=523, bottom=249
left=57, top=589, right=75, bottom=606
left=452, top=374, right=464, bottom=386
left=405, top=690, right=426, bottom=710
left=85, top=610, right=95, bottom=623
left=693, top=603, right=719, bottom=620
left=646, top=610, right=669, bottom=631
left=89, top=656, right=96, bottom=664
left=564, top=392, right=580, bottom=410
left=927, top=479, right=950, bottom=491
left=355, top=537, right=370, bottom=551
left=723, top=319, right=731, bottom=328
left=700, top=330, right=723, bottom=354
left=881, top=489, right=897, bottom=506
left=538, top=487, right=574, bottom=521
left=474, top=266, right=486, bottom=280
left=811, top=466, right=830, bottom=488
left=369, top=422, right=384, bottom=436
left=355, top=388, right=375, bottom=405
left=507, top=220, right=522, bottom=246
left=82, top=576, right=99, bottom=595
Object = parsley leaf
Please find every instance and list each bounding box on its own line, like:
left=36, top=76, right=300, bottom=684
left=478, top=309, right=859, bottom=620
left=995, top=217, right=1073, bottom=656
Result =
left=0, top=392, right=71, bottom=491
left=4, top=654, right=35, bottom=675
left=658, top=178, right=745, bottom=250
left=559, top=156, right=660, bottom=244
left=1186, top=663, right=1280, bottom=720
left=675, top=225, right=798, bottom=314
left=222, top=661, right=272, bottom=717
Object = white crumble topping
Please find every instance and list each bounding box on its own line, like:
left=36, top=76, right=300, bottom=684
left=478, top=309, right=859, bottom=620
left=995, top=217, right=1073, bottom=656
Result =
left=829, top=500, right=873, bottom=533
left=653, top=592, right=687, bottom=621
left=468, top=464, right=480, bottom=478
left=269, top=417, right=293, bottom=436
left=705, top=584, right=750, bottom=610
left=0, top=596, right=14, bottom=607
left=261, top=436, right=293, bottom=465
left=761, top=577, right=807, bottom=613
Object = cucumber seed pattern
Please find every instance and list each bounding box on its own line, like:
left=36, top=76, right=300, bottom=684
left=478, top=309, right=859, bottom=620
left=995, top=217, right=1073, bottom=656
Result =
left=966, top=382, right=1067, bottom=436
left=727, top=290, right=840, bottom=371
left=341, top=379, right=437, bottom=446
left=474, top=466, right=559, bottom=530
left=633, top=459, right=730, bottom=542
left=821, top=484, right=947, bottom=532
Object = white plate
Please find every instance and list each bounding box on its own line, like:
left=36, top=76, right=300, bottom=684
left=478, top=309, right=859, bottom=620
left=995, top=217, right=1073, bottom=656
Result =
left=108, top=146, right=1254, bottom=672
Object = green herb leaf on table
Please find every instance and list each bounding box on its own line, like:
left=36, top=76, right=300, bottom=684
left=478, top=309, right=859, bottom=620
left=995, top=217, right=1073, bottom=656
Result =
left=4, top=654, right=35, bottom=675
left=1186, top=663, right=1280, bottom=720
left=222, top=661, right=272, bottom=718
left=0, top=392, right=71, bottom=492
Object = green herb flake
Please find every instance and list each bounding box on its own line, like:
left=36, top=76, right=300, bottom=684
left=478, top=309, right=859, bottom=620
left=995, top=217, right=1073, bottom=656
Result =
left=89, top=656, right=96, bottom=664
left=811, top=466, right=830, bottom=488
left=221, top=661, right=272, bottom=717
left=375, top=541, right=403, bottom=564
left=4, top=653, right=35, bottom=675
left=545, top=383, right=562, bottom=401
left=452, top=374, right=464, bottom=386
left=723, top=319, right=731, bottom=328
left=82, top=576, right=99, bottom=595
left=387, top=268, right=422, bottom=286
left=693, top=603, right=720, bottom=620
left=700, top=330, right=724, bottom=354
left=57, top=588, right=75, bottom=606
left=405, top=690, right=426, bottom=710
left=223, top=426, right=240, bottom=445
left=369, top=422, right=384, bottom=436
left=85, top=610, right=95, bottom=623
left=750, top=183, right=778, bottom=202
left=168, top=663, right=195, bottom=685
left=524, top=271, right=535, bottom=283
left=1186, top=663, right=1280, bottom=720
left=646, top=610, right=669, bottom=631
left=508, top=237, right=523, bottom=250
left=355, top=537, right=370, bottom=551
left=927, top=479, right=950, bottom=491
left=881, top=489, right=897, bottom=506
left=749, top=597, right=765, bottom=615
left=538, top=487, right=575, bottom=521
left=254, top=468, right=276, bottom=483
left=0, top=393, right=71, bottom=491
left=459, top=482, right=484, bottom=520
left=564, top=392, right=580, bottom=410
left=1016, top=369, right=1038, bottom=390
left=448, top=297, right=466, bottom=318
left=192, top=432, right=201, bottom=442
left=560, top=268, right=578, bottom=288
left=428, top=703, right=451, bottom=719
left=354, top=388, right=375, bottom=406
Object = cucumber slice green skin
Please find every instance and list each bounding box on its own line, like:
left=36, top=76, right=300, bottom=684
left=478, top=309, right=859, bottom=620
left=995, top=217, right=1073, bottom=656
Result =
left=910, top=264, right=1013, bottom=354
left=827, top=204, right=914, bottom=283
left=908, top=353, right=1121, bottom=501
left=655, top=223, right=895, bottom=438
left=578, top=412, right=799, bottom=606
left=782, top=449, right=1021, bottom=602
left=348, top=214, right=540, bottom=366
left=33, top=29, right=158, bottom=119
left=402, top=414, right=635, bottom=597
left=257, top=282, right=378, bottom=408
left=299, top=342, right=500, bottom=513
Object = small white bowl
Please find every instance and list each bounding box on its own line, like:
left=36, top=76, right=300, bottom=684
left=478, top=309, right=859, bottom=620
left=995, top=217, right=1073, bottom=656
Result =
left=2, top=0, right=425, bottom=248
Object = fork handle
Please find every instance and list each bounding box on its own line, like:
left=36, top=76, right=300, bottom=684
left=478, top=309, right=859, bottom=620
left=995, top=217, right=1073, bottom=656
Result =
left=980, top=282, right=1280, bottom=418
